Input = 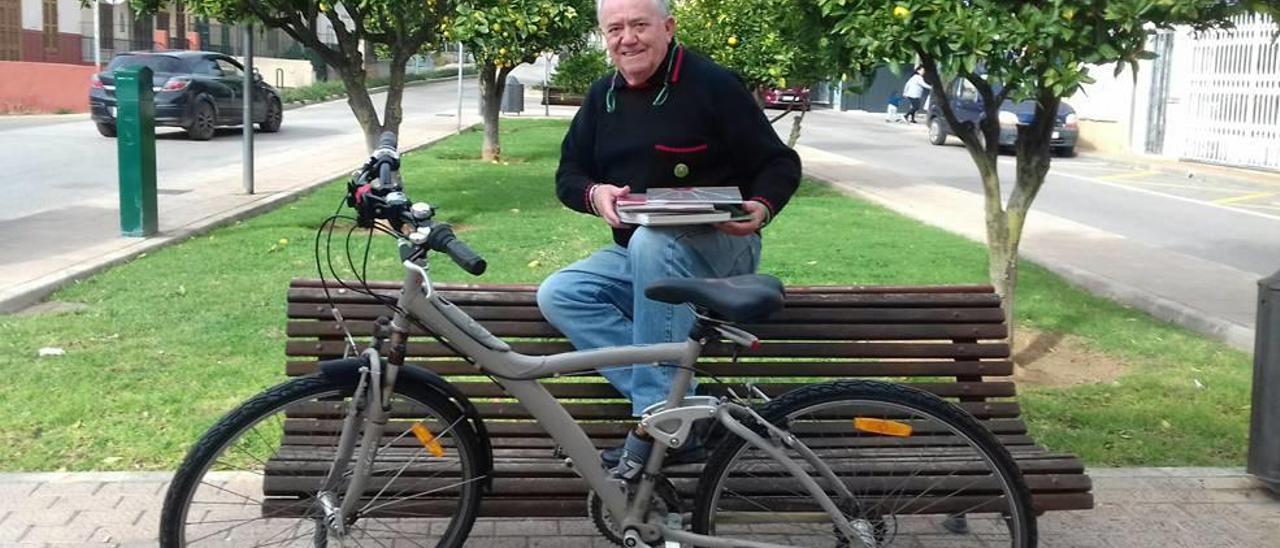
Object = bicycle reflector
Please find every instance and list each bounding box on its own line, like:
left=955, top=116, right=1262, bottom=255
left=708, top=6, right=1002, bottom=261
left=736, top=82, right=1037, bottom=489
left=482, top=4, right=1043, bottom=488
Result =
left=410, top=422, right=446, bottom=457
left=853, top=418, right=913, bottom=437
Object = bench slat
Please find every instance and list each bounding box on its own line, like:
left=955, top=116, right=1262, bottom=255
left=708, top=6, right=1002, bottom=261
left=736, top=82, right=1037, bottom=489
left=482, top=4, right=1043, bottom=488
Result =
left=286, top=359, right=1016, bottom=378
left=261, top=492, right=1093, bottom=518
left=286, top=320, right=1009, bottom=340
left=287, top=340, right=1012, bottom=360
left=289, top=279, right=998, bottom=295
left=287, top=304, right=1007, bottom=324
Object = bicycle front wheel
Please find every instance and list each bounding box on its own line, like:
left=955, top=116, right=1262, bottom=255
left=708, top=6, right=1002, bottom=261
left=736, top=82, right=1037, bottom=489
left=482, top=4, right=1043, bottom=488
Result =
left=160, top=374, right=483, bottom=547
left=692, top=381, right=1036, bottom=547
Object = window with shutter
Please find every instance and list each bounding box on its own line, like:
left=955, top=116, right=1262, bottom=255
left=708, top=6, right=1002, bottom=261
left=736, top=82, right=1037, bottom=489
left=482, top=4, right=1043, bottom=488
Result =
left=0, top=0, right=19, bottom=61
left=42, top=0, right=57, bottom=52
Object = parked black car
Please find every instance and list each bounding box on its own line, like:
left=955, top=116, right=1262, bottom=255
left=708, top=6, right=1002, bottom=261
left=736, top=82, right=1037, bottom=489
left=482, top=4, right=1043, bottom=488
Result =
left=90, top=51, right=283, bottom=140
left=925, top=78, right=1078, bottom=156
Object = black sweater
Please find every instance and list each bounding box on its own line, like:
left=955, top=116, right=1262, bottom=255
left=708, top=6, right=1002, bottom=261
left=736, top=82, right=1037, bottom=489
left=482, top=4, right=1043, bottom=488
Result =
left=555, top=45, right=802, bottom=247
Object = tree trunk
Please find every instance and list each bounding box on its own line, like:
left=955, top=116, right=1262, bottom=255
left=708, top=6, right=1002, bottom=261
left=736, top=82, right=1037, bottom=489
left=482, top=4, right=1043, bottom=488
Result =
left=479, top=64, right=502, bottom=161
left=380, top=53, right=409, bottom=148
left=337, top=68, right=385, bottom=152
left=479, top=63, right=515, bottom=162
left=786, top=103, right=808, bottom=148
left=988, top=224, right=1020, bottom=354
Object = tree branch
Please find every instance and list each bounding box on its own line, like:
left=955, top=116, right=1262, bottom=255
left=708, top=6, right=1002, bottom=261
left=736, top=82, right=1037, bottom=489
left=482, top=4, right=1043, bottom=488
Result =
left=917, top=51, right=1004, bottom=220
left=242, top=3, right=343, bottom=66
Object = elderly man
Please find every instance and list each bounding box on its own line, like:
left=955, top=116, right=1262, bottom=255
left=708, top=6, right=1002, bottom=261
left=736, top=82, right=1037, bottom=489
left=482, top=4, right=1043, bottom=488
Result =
left=536, top=0, right=800, bottom=478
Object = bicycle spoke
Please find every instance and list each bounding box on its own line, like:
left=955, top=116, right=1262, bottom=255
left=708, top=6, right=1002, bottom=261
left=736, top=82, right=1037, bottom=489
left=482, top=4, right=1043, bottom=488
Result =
left=360, top=475, right=487, bottom=515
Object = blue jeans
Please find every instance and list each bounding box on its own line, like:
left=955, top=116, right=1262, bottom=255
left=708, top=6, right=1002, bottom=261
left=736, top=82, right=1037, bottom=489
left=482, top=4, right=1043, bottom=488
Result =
left=536, top=226, right=762, bottom=416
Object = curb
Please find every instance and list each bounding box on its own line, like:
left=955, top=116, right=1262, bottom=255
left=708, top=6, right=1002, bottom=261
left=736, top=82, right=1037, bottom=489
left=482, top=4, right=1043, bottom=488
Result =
left=0, top=127, right=475, bottom=314
left=806, top=171, right=1257, bottom=353
left=1015, top=248, right=1256, bottom=352
left=0, top=112, right=90, bottom=122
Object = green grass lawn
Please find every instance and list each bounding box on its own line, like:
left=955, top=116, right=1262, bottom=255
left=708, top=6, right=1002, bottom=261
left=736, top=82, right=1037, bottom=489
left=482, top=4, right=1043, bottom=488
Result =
left=0, top=118, right=1253, bottom=471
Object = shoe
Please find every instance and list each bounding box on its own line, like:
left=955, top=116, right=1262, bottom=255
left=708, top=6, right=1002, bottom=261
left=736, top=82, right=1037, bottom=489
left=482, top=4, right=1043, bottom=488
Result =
left=600, top=431, right=708, bottom=469
left=606, top=431, right=653, bottom=480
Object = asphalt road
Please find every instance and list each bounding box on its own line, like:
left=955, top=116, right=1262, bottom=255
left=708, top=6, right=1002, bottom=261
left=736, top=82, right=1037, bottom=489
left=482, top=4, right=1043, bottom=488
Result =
left=0, top=78, right=481, bottom=224
left=782, top=109, right=1280, bottom=277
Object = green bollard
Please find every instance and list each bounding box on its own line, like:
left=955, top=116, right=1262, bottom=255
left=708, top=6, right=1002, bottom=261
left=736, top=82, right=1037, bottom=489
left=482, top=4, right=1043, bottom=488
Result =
left=115, top=66, right=158, bottom=237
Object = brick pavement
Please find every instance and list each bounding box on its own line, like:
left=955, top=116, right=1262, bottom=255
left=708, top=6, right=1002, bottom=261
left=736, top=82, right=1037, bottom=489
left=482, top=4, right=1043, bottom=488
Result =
left=0, top=468, right=1276, bottom=547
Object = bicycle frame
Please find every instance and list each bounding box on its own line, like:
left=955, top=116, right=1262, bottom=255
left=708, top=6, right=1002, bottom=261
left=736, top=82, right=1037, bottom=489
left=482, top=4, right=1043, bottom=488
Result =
left=332, top=256, right=863, bottom=548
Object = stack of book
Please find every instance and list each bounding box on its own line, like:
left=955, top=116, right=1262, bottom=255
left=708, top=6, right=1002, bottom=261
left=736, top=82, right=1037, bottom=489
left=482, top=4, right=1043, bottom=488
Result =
left=616, top=187, right=752, bottom=226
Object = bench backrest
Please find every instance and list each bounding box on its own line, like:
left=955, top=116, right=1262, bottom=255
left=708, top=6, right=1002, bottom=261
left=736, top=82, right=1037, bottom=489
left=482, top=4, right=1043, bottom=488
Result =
left=285, top=279, right=1022, bottom=445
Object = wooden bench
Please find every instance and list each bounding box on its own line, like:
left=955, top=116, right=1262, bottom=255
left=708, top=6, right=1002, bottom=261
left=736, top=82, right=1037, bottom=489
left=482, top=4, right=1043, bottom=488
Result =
left=274, top=279, right=1093, bottom=518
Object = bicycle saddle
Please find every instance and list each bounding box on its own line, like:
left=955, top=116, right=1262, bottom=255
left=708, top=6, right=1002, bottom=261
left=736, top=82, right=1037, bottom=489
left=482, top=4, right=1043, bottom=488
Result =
left=644, top=274, right=785, bottom=322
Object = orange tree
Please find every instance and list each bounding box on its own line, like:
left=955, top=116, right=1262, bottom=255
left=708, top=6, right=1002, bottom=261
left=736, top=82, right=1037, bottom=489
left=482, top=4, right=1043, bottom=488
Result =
left=447, top=0, right=595, bottom=161
left=675, top=0, right=848, bottom=147
left=817, top=0, right=1280, bottom=340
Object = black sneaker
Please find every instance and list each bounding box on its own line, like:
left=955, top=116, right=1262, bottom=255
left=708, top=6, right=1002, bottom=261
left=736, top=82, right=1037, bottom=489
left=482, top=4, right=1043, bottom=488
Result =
left=600, top=432, right=707, bottom=468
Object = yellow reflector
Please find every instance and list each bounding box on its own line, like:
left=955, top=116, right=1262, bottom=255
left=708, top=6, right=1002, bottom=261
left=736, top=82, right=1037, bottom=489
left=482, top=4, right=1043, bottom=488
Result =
left=410, top=422, right=446, bottom=457
left=854, top=418, right=913, bottom=437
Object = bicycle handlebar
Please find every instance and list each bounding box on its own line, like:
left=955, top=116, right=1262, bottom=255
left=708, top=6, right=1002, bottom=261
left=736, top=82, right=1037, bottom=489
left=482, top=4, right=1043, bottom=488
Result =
left=424, top=222, right=487, bottom=276
left=349, top=132, right=487, bottom=276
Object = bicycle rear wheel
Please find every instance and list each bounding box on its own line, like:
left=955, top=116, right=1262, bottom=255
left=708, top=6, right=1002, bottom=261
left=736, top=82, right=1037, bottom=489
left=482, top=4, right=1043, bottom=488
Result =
left=692, top=380, right=1036, bottom=547
left=159, top=374, right=483, bottom=547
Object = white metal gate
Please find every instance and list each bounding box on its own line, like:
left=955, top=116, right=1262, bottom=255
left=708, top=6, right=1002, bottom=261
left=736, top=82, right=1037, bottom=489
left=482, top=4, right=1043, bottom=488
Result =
left=1180, top=14, right=1280, bottom=170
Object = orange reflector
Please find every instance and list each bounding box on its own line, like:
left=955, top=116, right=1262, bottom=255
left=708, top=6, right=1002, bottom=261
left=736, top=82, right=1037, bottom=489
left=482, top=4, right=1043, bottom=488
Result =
left=410, top=422, right=446, bottom=457
left=854, top=418, right=913, bottom=437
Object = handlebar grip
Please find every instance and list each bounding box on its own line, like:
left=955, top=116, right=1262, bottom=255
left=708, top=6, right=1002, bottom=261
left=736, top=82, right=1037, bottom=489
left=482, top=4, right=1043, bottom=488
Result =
left=444, top=236, right=487, bottom=276
left=379, top=161, right=392, bottom=187
left=425, top=224, right=486, bottom=276
left=378, top=132, right=398, bottom=151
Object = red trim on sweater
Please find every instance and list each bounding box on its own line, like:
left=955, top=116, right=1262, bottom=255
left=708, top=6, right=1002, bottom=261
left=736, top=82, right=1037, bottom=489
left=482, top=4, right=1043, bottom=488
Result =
left=653, top=143, right=708, bottom=153
left=585, top=184, right=599, bottom=214
left=671, top=46, right=685, bottom=83
left=749, top=195, right=776, bottom=216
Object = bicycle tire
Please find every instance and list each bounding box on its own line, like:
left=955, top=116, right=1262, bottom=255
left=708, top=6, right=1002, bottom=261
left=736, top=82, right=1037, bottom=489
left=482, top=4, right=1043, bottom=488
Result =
left=159, top=374, right=483, bottom=547
left=691, top=380, right=1037, bottom=547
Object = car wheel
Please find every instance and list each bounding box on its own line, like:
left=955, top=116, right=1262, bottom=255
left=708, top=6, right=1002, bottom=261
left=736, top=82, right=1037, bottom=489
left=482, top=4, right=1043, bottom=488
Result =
left=928, top=117, right=947, bottom=145
left=187, top=101, right=216, bottom=141
left=96, top=122, right=117, bottom=138
left=258, top=98, right=282, bottom=133
left=1056, top=146, right=1077, bottom=158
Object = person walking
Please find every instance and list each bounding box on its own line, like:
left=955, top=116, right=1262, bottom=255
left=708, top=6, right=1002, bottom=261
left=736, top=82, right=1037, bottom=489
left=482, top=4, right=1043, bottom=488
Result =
left=902, top=65, right=931, bottom=123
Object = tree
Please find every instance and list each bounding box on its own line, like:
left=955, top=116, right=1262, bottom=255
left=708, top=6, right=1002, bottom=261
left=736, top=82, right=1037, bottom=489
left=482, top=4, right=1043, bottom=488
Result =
left=448, top=0, right=595, bottom=161
left=816, top=0, right=1280, bottom=344
left=675, top=0, right=845, bottom=147
left=133, top=0, right=450, bottom=152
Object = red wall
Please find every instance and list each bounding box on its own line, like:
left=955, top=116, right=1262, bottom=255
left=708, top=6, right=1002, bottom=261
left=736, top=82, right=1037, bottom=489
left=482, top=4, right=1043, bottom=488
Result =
left=0, top=60, right=95, bottom=113
left=21, top=30, right=85, bottom=65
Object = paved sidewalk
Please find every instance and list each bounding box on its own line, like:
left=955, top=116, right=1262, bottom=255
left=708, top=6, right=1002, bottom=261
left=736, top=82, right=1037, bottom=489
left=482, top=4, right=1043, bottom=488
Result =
left=798, top=145, right=1264, bottom=351
left=0, top=468, right=1275, bottom=546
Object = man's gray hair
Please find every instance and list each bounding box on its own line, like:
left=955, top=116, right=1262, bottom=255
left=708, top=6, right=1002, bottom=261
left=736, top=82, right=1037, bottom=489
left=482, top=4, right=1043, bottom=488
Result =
left=597, top=0, right=672, bottom=23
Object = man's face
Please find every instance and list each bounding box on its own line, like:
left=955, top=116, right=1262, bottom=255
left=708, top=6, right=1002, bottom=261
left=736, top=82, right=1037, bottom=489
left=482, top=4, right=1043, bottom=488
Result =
left=599, top=0, right=675, bottom=85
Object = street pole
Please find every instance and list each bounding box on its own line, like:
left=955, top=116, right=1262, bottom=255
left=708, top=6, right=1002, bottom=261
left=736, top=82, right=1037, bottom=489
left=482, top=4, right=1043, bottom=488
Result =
left=92, top=0, right=101, bottom=71
left=456, top=42, right=464, bottom=132
left=243, top=25, right=254, bottom=195
left=543, top=52, right=550, bottom=117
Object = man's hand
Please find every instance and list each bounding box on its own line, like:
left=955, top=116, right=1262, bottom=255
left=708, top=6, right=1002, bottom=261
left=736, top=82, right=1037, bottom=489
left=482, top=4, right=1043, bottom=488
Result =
left=592, top=184, right=631, bottom=228
left=716, top=200, right=769, bottom=236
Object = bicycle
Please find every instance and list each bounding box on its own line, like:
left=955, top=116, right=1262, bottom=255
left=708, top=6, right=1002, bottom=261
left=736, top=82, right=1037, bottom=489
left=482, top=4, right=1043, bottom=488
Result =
left=159, top=133, right=1036, bottom=547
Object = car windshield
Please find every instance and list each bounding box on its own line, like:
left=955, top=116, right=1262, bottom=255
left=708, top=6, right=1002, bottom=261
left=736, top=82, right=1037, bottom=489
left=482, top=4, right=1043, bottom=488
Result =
left=105, top=55, right=184, bottom=74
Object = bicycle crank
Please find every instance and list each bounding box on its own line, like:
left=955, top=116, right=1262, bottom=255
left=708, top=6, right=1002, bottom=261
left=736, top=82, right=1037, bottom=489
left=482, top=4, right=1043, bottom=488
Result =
left=587, top=477, right=683, bottom=547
